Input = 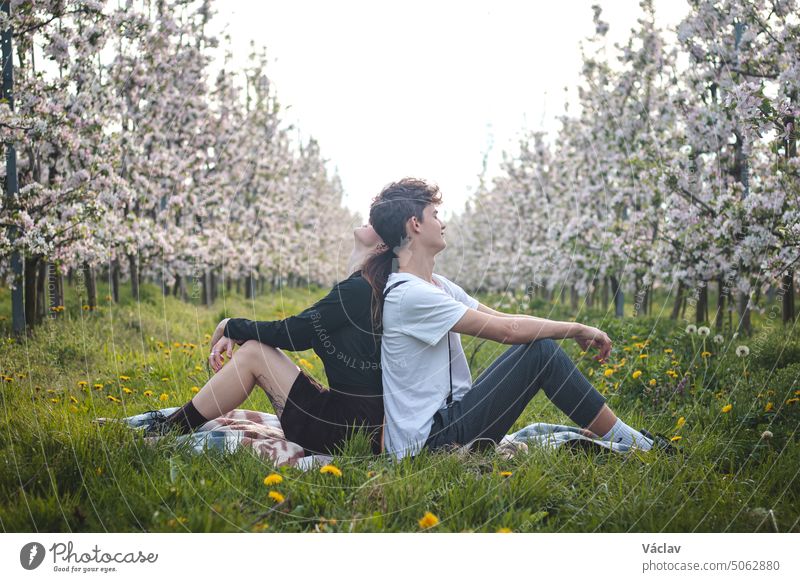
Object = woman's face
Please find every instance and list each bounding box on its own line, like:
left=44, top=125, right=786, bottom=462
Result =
left=353, top=224, right=383, bottom=249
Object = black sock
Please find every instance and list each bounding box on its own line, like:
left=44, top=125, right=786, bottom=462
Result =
left=165, top=400, right=209, bottom=434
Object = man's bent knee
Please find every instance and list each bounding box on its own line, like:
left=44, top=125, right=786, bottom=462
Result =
left=524, top=338, right=558, bottom=354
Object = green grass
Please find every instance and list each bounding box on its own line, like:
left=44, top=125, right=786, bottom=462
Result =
left=1, top=280, right=798, bottom=532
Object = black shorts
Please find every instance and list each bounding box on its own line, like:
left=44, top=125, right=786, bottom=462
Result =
left=280, top=371, right=383, bottom=456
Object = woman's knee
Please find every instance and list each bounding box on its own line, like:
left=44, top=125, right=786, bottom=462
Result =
left=236, top=340, right=281, bottom=363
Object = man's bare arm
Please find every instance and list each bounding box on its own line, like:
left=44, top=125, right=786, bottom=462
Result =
left=456, top=303, right=612, bottom=362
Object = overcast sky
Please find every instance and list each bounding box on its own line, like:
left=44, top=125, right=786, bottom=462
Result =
left=210, top=0, right=689, bottom=221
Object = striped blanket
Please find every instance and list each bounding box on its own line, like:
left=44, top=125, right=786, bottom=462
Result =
left=95, top=408, right=641, bottom=469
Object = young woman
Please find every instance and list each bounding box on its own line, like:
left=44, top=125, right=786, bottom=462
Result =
left=143, top=225, right=388, bottom=456
left=363, top=177, right=673, bottom=459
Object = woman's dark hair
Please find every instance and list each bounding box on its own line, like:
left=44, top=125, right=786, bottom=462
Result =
left=362, top=177, right=442, bottom=332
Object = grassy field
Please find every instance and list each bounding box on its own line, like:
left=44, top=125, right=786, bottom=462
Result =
left=1, top=279, right=799, bottom=533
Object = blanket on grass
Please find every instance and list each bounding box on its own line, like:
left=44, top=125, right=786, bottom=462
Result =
left=94, top=408, right=640, bottom=470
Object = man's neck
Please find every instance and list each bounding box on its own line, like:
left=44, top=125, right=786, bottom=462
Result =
left=396, top=248, right=436, bottom=283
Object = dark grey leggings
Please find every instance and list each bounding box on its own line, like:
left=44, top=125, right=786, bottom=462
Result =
left=424, top=338, right=607, bottom=449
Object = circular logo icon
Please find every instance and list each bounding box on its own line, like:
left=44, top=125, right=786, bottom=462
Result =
left=20, top=542, right=46, bottom=570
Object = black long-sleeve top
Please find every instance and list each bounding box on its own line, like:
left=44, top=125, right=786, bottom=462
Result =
left=223, top=270, right=382, bottom=398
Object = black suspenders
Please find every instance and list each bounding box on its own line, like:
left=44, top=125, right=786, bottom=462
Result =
left=383, top=278, right=454, bottom=406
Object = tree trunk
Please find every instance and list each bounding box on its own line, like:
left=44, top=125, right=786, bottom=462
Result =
left=245, top=274, right=253, bottom=299
left=201, top=270, right=210, bottom=306
left=570, top=285, right=578, bottom=311
left=738, top=290, right=752, bottom=337
left=111, top=258, right=120, bottom=303
left=696, top=282, right=707, bottom=325
left=53, top=266, right=64, bottom=316
left=235, top=278, right=241, bottom=295
left=226, top=275, right=232, bottom=294
left=715, top=275, right=726, bottom=331
left=610, top=275, right=624, bottom=318
left=24, top=256, right=39, bottom=329
left=670, top=280, right=684, bottom=320
left=128, top=253, right=139, bottom=301
left=36, top=261, right=47, bottom=322
left=210, top=269, right=217, bottom=304
left=83, top=262, right=97, bottom=310
left=783, top=270, right=795, bottom=325
left=602, top=276, right=609, bottom=310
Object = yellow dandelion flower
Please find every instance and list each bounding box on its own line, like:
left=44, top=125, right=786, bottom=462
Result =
left=93, top=383, right=104, bottom=390
left=69, top=405, right=79, bottom=413
left=588, top=368, right=594, bottom=376
left=173, top=342, right=182, bottom=348
left=496, top=527, right=512, bottom=533
left=631, top=335, right=639, bottom=340
left=122, top=387, right=133, bottom=394
left=50, top=398, right=59, bottom=403
left=195, top=365, right=203, bottom=372
left=632, top=370, right=642, bottom=379
left=82, top=305, right=90, bottom=311
left=765, top=402, right=774, bottom=412
left=320, top=464, right=342, bottom=477
left=664, top=348, right=673, bottom=354
left=190, top=386, right=200, bottom=393
left=639, top=354, right=648, bottom=359
left=670, top=436, right=682, bottom=442
left=107, top=395, right=121, bottom=403
left=603, top=368, right=614, bottom=377
left=579, top=351, right=587, bottom=356
left=499, top=471, right=513, bottom=477
left=701, top=351, right=711, bottom=358
left=622, top=346, right=631, bottom=352
left=671, top=360, right=680, bottom=366
left=786, top=398, right=799, bottom=405
left=77, top=381, right=88, bottom=387
left=161, top=377, right=170, bottom=382
left=70, top=395, right=78, bottom=404
left=676, top=416, right=685, bottom=429
left=159, top=393, right=169, bottom=402
left=366, top=471, right=377, bottom=478
left=119, top=375, right=130, bottom=381
left=95, top=467, right=103, bottom=476
left=648, top=379, right=657, bottom=387
left=794, top=389, right=800, bottom=396
left=143, top=390, right=154, bottom=397
left=268, top=490, right=285, bottom=504
left=263, top=473, right=283, bottom=486
left=418, top=512, right=439, bottom=529
left=721, top=404, right=733, bottom=413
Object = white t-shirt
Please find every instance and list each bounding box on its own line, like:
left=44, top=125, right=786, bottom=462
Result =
left=381, top=271, right=480, bottom=458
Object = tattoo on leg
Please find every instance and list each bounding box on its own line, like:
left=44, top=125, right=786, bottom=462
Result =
left=256, top=373, right=285, bottom=418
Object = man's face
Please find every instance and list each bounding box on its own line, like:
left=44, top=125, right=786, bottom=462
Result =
left=411, top=204, right=446, bottom=253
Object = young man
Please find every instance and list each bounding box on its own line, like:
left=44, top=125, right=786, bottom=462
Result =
left=364, top=178, right=668, bottom=459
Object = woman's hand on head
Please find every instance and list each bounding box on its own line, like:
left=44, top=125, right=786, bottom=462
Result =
left=573, top=324, right=612, bottom=364
left=209, top=336, right=238, bottom=373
